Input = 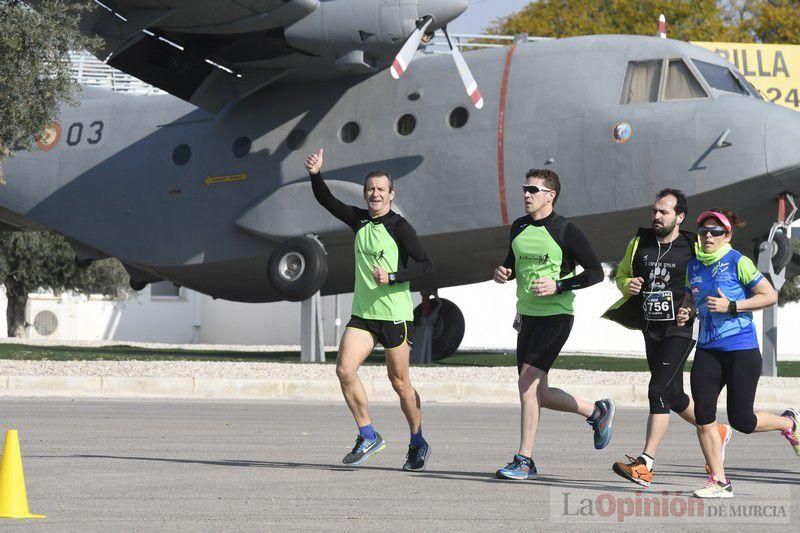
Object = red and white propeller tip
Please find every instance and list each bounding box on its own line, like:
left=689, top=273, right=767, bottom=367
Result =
left=391, top=17, right=433, bottom=79
left=444, top=27, right=483, bottom=109
left=451, top=44, right=484, bottom=109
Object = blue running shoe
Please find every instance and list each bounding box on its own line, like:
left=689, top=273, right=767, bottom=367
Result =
left=496, top=454, right=537, bottom=480
left=403, top=440, right=431, bottom=471
left=342, top=432, right=385, bottom=465
left=588, top=398, right=616, bottom=450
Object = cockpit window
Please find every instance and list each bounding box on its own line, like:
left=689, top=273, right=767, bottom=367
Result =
left=620, top=60, right=661, bottom=104
left=663, top=59, right=707, bottom=100
left=737, top=74, right=763, bottom=99
left=693, top=60, right=749, bottom=95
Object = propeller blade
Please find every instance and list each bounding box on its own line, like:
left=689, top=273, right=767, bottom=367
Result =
left=391, top=17, right=433, bottom=80
left=444, top=29, right=484, bottom=109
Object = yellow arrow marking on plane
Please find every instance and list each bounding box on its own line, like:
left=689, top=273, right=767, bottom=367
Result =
left=204, top=173, right=248, bottom=186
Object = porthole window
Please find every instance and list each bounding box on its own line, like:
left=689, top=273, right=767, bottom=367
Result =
left=340, top=121, right=360, bottom=143
left=232, top=136, right=251, bottom=158
left=286, top=129, right=306, bottom=151
left=172, top=144, right=191, bottom=165
left=448, top=107, right=469, bottom=129
left=396, top=114, right=416, bottom=136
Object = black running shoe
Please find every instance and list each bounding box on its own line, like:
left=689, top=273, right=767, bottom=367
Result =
left=402, top=440, right=431, bottom=471
left=342, top=432, right=385, bottom=465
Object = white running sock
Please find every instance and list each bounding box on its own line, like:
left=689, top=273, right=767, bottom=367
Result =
left=640, top=453, right=654, bottom=471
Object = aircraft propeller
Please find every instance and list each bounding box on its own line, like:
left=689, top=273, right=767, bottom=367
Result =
left=442, top=26, right=484, bottom=109
left=390, top=17, right=484, bottom=110
left=390, top=16, right=434, bottom=80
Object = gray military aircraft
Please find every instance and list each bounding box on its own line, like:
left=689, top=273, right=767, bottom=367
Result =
left=2, top=0, right=799, bottom=357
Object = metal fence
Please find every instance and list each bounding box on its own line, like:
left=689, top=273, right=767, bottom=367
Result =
left=422, top=32, right=548, bottom=54
left=69, top=51, right=163, bottom=94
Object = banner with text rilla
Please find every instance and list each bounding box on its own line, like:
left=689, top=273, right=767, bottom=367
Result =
left=694, top=41, right=800, bottom=111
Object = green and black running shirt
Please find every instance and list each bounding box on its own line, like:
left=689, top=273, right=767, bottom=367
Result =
left=503, top=212, right=603, bottom=316
left=311, top=172, right=433, bottom=321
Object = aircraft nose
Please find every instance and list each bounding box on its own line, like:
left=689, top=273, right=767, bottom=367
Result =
left=417, top=0, right=468, bottom=28
left=765, top=108, right=800, bottom=191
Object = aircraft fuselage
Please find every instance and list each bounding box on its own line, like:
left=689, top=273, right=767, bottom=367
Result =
left=3, top=35, right=799, bottom=301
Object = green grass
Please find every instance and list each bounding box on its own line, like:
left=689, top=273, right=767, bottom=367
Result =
left=438, top=351, right=800, bottom=377
left=0, top=344, right=797, bottom=377
left=0, top=344, right=308, bottom=363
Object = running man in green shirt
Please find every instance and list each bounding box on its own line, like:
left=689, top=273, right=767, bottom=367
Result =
left=493, top=168, right=615, bottom=480
left=305, top=149, right=434, bottom=471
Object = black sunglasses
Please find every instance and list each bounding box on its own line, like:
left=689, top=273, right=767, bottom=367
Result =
left=698, top=226, right=728, bottom=237
left=522, top=185, right=553, bottom=195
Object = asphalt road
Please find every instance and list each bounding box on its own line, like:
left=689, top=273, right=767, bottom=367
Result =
left=0, top=398, right=797, bottom=531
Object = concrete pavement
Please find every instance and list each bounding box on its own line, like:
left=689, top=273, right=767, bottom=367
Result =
left=0, top=398, right=797, bottom=531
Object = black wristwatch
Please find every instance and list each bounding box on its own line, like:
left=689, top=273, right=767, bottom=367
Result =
left=728, top=300, right=738, bottom=315
left=388, top=272, right=397, bottom=285
left=555, top=280, right=564, bottom=294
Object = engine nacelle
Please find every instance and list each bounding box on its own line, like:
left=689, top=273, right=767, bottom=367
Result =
left=285, top=0, right=465, bottom=71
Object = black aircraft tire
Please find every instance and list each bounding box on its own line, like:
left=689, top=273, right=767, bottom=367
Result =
left=129, top=280, right=148, bottom=291
left=267, top=237, right=328, bottom=302
left=772, top=230, right=793, bottom=272
left=414, top=298, right=465, bottom=361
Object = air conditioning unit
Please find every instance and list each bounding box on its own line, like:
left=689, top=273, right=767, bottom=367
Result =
left=30, top=308, right=60, bottom=338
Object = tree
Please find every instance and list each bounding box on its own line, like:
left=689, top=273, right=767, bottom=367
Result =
left=489, top=0, right=752, bottom=42
left=744, top=0, right=800, bottom=44
left=0, top=2, right=127, bottom=337
left=0, top=232, right=130, bottom=337
left=0, top=0, right=97, bottom=179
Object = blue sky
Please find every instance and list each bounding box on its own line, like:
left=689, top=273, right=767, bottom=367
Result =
left=449, top=0, right=533, bottom=34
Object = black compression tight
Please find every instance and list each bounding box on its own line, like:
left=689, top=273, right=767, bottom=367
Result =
left=643, top=333, right=693, bottom=415
left=690, top=347, right=761, bottom=434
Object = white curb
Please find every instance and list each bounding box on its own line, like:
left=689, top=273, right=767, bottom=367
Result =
left=0, top=375, right=797, bottom=409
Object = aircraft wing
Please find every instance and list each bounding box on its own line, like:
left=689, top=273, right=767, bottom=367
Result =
left=69, top=0, right=462, bottom=112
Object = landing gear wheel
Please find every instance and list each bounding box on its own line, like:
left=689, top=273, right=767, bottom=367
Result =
left=129, top=280, right=148, bottom=291
left=771, top=229, right=793, bottom=272
left=267, top=236, right=328, bottom=302
left=413, top=297, right=464, bottom=361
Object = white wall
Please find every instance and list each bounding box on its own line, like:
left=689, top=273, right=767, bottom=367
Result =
left=3, top=278, right=800, bottom=358
left=1, top=286, right=198, bottom=344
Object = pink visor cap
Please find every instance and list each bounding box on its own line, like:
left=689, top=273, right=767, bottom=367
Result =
left=697, top=211, right=731, bottom=232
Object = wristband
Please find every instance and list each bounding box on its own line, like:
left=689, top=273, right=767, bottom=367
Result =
left=728, top=300, right=738, bottom=315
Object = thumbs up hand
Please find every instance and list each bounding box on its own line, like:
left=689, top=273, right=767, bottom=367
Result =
left=305, top=148, right=324, bottom=174
left=706, top=288, right=731, bottom=314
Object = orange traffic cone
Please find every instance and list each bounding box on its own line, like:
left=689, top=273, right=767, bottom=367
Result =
left=0, top=430, right=44, bottom=519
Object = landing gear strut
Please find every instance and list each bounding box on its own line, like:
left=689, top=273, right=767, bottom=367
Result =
left=756, top=193, right=797, bottom=377
left=411, top=291, right=465, bottom=363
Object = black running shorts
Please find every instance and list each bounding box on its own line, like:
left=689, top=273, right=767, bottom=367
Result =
left=515, top=314, right=574, bottom=373
left=346, top=316, right=414, bottom=349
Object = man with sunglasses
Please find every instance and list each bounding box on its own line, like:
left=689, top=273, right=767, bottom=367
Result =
left=604, top=189, right=732, bottom=488
left=493, top=168, right=611, bottom=480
